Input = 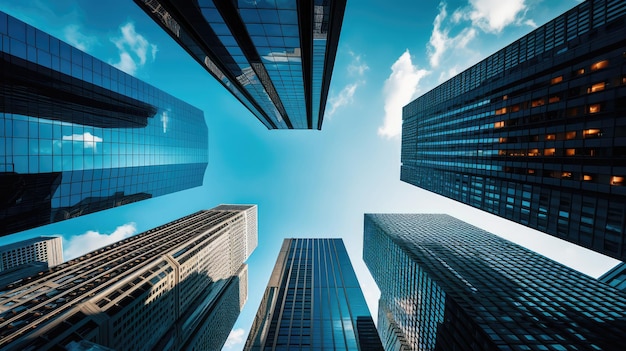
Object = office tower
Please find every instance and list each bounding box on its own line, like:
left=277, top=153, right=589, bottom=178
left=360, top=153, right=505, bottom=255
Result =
left=0, top=11, right=208, bottom=236
left=134, top=0, right=347, bottom=130
left=400, top=0, right=626, bottom=260
left=0, top=205, right=257, bottom=351
left=0, top=236, right=63, bottom=271
left=245, top=238, right=383, bottom=351
left=364, top=213, right=626, bottom=351
left=599, top=262, right=626, bottom=292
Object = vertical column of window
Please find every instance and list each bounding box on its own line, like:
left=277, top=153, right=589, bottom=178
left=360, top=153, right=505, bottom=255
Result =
left=199, top=2, right=288, bottom=128
left=579, top=197, right=597, bottom=246
left=520, top=185, right=532, bottom=225
left=319, top=239, right=335, bottom=350
left=566, top=10, right=579, bottom=42
left=556, top=193, right=571, bottom=237
left=606, top=0, right=626, bottom=23
left=604, top=201, right=624, bottom=256
left=554, top=16, right=565, bottom=48
left=238, top=2, right=306, bottom=128
left=591, top=0, right=606, bottom=29
left=311, top=3, right=330, bottom=129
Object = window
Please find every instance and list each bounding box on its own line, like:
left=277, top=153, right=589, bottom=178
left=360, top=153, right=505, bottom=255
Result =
left=549, top=95, right=561, bottom=103
left=551, top=76, right=563, bottom=84
left=528, top=149, right=540, bottom=156
left=611, top=176, right=624, bottom=186
left=565, top=131, right=576, bottom=140
left=583, top=129, right=601, bottom=138
left=588, top=82, right=605, bottom=93
left=495, top=107, right=507, bottom=115
left=531, top=98, right=545, bottom=107
left=583, top=174, right=593, bottom=181
left=544, top=148, right=556, bottom=156
left=545, top=134, right=556, bottom=141
left=565, top=149, right=576, bottom=156
left=590, top=60, right=609, bottom=71
left=588, top=104, right=601, bottom=114
left=494, top=121, right=504, bottom=128
left=574, top=68, right=585, bottom=76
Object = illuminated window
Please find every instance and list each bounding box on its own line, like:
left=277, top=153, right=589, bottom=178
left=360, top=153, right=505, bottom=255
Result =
left=583, top=129, right=601, bottom=138
left=510, top=104, right=520, bottom=112
left=528, top=149, right=540, bottom=156
left=544, top=148, right=556, bottom=156
left=494, top=121, right=505, bottom=128
left=495, top=107, right=507, bottom=115
left=611, top=176, right=624, bottom=186
left=574, top=68, right=585, bottom=76
left=499, top=137, right=507, bottom=143
left=588, top=82, right=605, bottom=93
left=588, top=104, right=601, bottom=114
left=583, top=174, right=593, bottom=181
left=528, top=169, right=535, bottom=174
left=498, top=150, right=506, bottom=156
left=565, top=148, right=576, bottom=156
left=551, top=76, right=563, bottom=84
left=566, top=131, right=576, bottom=140
left=545, top=134, right=556, bottom=141
left=503, top=95, right=508, bottom=100
left=590, top=60, right=609, bottom=71
left=548, top=96, right=561, bottom=103
left=531, top=99, right=545, bottom=107
left=561, top=172, right=572, bottom=179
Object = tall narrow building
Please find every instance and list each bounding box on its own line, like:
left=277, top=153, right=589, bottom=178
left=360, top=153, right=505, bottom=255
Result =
left=400, top=0, right=626, bottom=260
left=245, top=238, right=383, bottom=351
left=0, top=205, right=257, bottom=351
left=364, top=213, right=626, bottom=351
left=134, top=0, right=347, bottom=130
left=0, top=11, right=208, bottom=236
left=0, top=236, right=63, bottom=272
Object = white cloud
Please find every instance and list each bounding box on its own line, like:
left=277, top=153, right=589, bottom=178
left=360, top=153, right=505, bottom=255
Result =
left=378, top=50, right=429, bottom=139
left=224, top=328, right=245, bottom=349
left=468, top=0, right=528, bottom=33
left=64, top=223, right=137, bottom=260
left=62, top=132, right=103, bottom=150
left=111, top=22, right=157, bottom=76
left=428, top=3, right=477, bottom=68
left=63, top=24, right=97, bottom=52
left=327, top=52, right=369, bottom=117
left=327, top=83, right=358, bottom=116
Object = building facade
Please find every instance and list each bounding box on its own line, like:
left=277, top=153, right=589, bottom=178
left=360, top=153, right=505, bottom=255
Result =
left=0, top=236, right=63, bottom=271
left=0, top=205, right=257, bottom=351
left=599, top=261, right=626, bottom=292
left=0, top=11, right=208, bottom=236
left=134, top=0, right=346, bottom=130
left=400, top=0, right=626, bottom=260
left=364, top=213, right=626, bottom=350
left=245, top=238, right=383, bottom=351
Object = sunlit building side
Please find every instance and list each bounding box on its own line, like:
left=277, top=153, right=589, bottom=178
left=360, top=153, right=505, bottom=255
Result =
left=244, top=238, right=383, bottom=351
left=0, top=205, right=257, bottom=351
left=134, top=0, right=347, bottom=130
left=400, top=0, right=626, bottom=260
left=0, top=11, right=208, bottom=236
left=364, top=213, right=626, bottom=350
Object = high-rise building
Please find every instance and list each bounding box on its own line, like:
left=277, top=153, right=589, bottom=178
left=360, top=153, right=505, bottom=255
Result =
left=0, top=236, right=63, bottom=271
left=0, top=205, right=257, bottom=351
left=245, top=238, right=383, bottom=351
left=400, top=0, right=626, bottom=260
left=599, top=262, right=626, bottom=292
left=134, top=0, right=347, bottom=130
left=364, top=213, right=626, bottom=350
left=0, top=11, right=208, bottom=236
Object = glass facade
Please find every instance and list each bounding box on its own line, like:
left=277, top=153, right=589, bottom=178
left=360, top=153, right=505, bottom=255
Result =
left=134, top=0, right=346, bottom=130
left=0, top=11, right=208, bottom=236
left=0, top=205, right=257, bottom=351
left=244, top=238, right=383, bottom=351
left=364, top=213, right=626, bottom=351
left=401, top=0, right=626, bottom=261
left=599, top=262, right=626, bottom=292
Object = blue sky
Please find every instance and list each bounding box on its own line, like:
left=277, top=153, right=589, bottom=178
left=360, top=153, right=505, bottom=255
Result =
left=0, top=0, right=620, bottom=349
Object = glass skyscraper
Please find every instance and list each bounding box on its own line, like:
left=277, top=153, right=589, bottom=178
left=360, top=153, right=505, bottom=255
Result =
left=245, top=238, right=383, bottom=351
left=0, top=11, right=208, bottom=236
left=0, top=204, right=257, bottom=351
left=400, top=0, right=626, bottom=261
left=364, top=213, right=626, bottom=351
left=134, top=0, right=347, bottom=130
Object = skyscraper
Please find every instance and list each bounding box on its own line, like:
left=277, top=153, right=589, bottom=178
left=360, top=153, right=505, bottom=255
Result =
left=134, top=0, right=347, bottom=130
left=0, top=204, right=257, bottom=351
left=0, top=236, right=63, bottom=272
left=400, top=0, right=626, bottom=261
left=0, top=11, right=208, bottom=236
left=364, top=213, right=626, bottom=351
left=245, top=238, right=383, bottom=351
